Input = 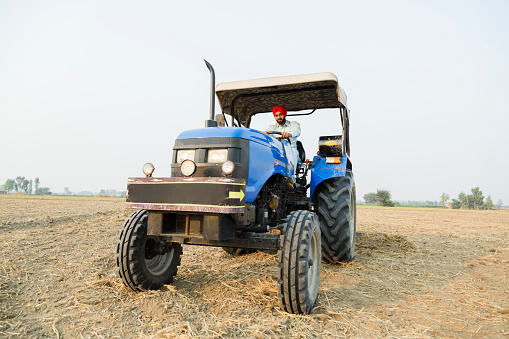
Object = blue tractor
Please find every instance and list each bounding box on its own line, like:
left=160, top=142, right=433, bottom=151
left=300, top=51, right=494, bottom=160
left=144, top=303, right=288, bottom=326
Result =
left=116, top=62, right=356, bottom=315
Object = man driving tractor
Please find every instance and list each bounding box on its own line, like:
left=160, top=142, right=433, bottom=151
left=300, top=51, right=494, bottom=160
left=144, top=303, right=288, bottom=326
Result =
left=265, top=105, right=301, bottom=171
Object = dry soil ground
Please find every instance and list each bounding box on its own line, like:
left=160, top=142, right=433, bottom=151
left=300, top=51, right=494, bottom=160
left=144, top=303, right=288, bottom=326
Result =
left=0, top=195, right=508, bottom=338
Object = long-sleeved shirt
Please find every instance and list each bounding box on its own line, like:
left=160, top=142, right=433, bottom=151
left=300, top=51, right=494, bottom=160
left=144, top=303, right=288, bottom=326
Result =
left=266, top=120, right=301, bottom=150
left=266, top=120, right=302, bottom=171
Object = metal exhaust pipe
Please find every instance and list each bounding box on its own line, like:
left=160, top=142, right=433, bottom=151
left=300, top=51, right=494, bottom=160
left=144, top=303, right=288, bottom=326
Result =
left=204, top=59, right=218, bottom=127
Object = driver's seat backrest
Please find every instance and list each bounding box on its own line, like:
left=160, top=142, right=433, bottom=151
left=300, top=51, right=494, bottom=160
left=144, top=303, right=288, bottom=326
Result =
left=296, top=141, right=306, bottom=163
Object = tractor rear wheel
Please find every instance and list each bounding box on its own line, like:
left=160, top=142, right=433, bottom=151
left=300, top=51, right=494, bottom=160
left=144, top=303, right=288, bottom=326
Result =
left=315, top=170, right=356, bottom=263
left=278, top=210, right=321, bottom=314
left=116, top=210, right=182, bottom=291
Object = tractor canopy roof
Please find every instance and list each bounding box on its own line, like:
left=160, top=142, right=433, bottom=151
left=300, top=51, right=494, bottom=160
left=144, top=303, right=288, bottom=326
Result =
left=215, top=72, right=347, bottom=124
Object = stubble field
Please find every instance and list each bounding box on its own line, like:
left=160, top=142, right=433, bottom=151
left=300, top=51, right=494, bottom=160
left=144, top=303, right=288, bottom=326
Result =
left=0, top=195, right=508, bottom=338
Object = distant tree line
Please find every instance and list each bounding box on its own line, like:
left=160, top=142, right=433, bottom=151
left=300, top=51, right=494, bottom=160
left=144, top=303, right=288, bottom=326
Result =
left=1, top=177, right=52, bottom=195
left=1, top=178, right=126, bottom=197
left=60, top=188, right=126, bottom=197
left=362, top=187, right=502, bottom=210
left=445, top=187, right=502, bottom=210
left=406, top=200, right=440, bottom=206
left=97, top=189, right=127, bottom=198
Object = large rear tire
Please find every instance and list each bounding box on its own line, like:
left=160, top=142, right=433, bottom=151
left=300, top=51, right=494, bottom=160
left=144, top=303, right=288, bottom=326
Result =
left=278, top=210, right=321, bottom=314
left=315, top=169, right=356, bottom=263
left=116, top=210, right=182, bottom=291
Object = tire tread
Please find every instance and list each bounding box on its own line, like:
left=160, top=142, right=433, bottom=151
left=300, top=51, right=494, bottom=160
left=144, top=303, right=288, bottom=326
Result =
left=315, top=170, right=356, bottom=264
left=278, top=210, right=321, bottom=314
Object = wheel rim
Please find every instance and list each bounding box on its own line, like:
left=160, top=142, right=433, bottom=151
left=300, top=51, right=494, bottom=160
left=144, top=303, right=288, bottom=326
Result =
left=145, top=244, right=174, bottom=276
left=308, top=225, right=320, bottom=297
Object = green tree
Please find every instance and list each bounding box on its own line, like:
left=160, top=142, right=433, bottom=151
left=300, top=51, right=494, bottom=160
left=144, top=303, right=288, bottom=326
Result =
left=37, top=187, right=52, bottom=195
left=26, top=179, right=33, bottom=194
left=34, top=177, right=40, bottom=195
left=440, top=193, right=450, bottom=208
left=484, top=195, right=493, bottom=210
left=4, top=179, right=15, bottom=193
left=14, top=176, right=30, bottom=193
left=470, top=187, right=484, bottom=209
left=457, top=192, right=470, bottom=209
left=64, top=187, right=71, bottom=195
left=451, top=199, right=461, bottom=209
left=375, top=189, right=394, bottom=207
left=23, top=179, right=30, bottom=193
left=15, top=176, right=25, bottom=192
left=363, top=192, right=376, bottom=204
left=496, top=199, right=503, bottom=209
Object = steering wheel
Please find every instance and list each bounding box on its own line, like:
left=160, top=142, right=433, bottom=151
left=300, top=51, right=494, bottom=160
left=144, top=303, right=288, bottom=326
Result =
left=266, top=131, right=291, bottom=144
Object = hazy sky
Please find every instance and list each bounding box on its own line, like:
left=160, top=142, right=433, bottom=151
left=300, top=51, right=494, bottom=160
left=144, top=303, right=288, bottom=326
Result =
left=1, top=0, right=508, bottom=204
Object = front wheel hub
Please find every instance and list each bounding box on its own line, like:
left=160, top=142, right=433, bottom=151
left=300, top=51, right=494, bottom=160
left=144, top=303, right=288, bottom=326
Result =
left=145, top=239, right=169, bottom=259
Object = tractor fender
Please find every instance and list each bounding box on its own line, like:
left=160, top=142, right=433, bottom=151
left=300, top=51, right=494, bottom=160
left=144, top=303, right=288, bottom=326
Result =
left=309, top=154, right=350, bottom=200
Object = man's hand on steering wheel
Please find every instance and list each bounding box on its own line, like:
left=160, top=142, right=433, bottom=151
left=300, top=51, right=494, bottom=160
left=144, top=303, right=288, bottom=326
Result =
left=281, top=131, right=292, bottom=139
left=266, top=131, right=292, bottom=139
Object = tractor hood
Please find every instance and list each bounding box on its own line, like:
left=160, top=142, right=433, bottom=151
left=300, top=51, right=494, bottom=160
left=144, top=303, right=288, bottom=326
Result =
left=176, top=127, right=280, bottom=148
left=215, top=72, right=348, bottom=124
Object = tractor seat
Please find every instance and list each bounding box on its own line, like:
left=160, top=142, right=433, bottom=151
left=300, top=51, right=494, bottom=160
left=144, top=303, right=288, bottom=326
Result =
left=297, top=141, right=306, bottom=163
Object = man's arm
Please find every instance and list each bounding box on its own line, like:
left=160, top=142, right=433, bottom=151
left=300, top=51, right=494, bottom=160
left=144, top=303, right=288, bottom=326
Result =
left=286, top=121, right=301, bottom=138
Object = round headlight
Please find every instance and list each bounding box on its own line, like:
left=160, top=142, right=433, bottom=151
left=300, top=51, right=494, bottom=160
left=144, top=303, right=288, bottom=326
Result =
left=222, top=161, right=235, bottom=175
left=181, top=159, right=196, bottom=176
left=142, top=163, right=155, bottom=177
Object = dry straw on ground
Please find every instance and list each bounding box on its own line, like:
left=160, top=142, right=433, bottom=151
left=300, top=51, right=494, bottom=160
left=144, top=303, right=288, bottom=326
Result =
left=0, top=195, right=508, bottom=338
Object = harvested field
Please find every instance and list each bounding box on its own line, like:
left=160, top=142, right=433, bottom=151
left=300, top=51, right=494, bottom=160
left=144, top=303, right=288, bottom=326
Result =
left=0, top=195, right=508, bottom=338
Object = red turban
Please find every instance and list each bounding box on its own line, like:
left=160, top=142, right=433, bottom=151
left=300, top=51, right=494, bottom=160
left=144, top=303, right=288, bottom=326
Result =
left=272, top=105, right=287, bottom=117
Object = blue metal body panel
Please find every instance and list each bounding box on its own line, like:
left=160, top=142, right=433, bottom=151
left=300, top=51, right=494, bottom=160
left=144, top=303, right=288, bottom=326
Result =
left=309, top=154, right=348, bottom=199
left=175, top=127, right=294, bottom=203
left=177, top=127, right=275, bottom=147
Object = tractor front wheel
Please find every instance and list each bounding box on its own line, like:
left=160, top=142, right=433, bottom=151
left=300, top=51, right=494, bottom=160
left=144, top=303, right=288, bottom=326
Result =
left=278, top=210, right=321, bottom=314
left=116, top=210, right=182, bottom=291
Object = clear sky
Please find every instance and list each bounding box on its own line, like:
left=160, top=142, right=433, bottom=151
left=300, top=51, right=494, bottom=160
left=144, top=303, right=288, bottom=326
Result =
left=1, top=0, right=508, bottom=204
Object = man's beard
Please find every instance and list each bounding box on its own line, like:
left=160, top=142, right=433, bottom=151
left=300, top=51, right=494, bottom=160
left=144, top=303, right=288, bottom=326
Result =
left=277, top=117, right=286, bottom=125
